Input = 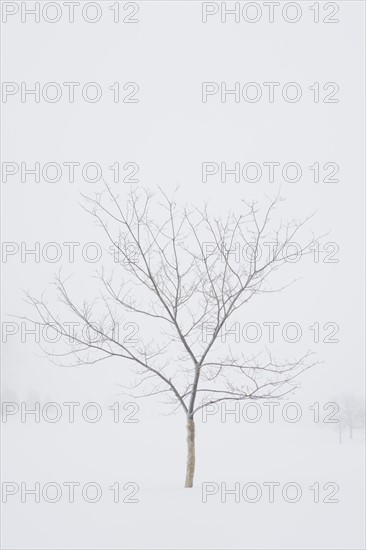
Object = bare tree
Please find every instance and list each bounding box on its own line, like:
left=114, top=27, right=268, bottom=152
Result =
left=23, top=185, right=320, bottom=488
left=333, top=393, right=365, bottom=442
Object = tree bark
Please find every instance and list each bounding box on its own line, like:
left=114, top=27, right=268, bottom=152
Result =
left=184, top=418, right=195, bottom=488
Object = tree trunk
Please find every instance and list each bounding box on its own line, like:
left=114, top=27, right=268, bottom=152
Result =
left=184, top=418, right=195, bottom=488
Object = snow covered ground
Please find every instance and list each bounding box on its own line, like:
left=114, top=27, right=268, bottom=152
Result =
left=1, top=405, right=364, bottom=549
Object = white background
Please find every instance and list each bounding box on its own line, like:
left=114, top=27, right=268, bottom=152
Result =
left=1, top=1, right=365, bottom=549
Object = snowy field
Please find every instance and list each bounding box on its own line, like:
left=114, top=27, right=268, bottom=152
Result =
left=1, top=405, right=364, bottom=549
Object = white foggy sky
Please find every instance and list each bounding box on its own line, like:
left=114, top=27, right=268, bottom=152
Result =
left=2, top=1, right=364, bottom=404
